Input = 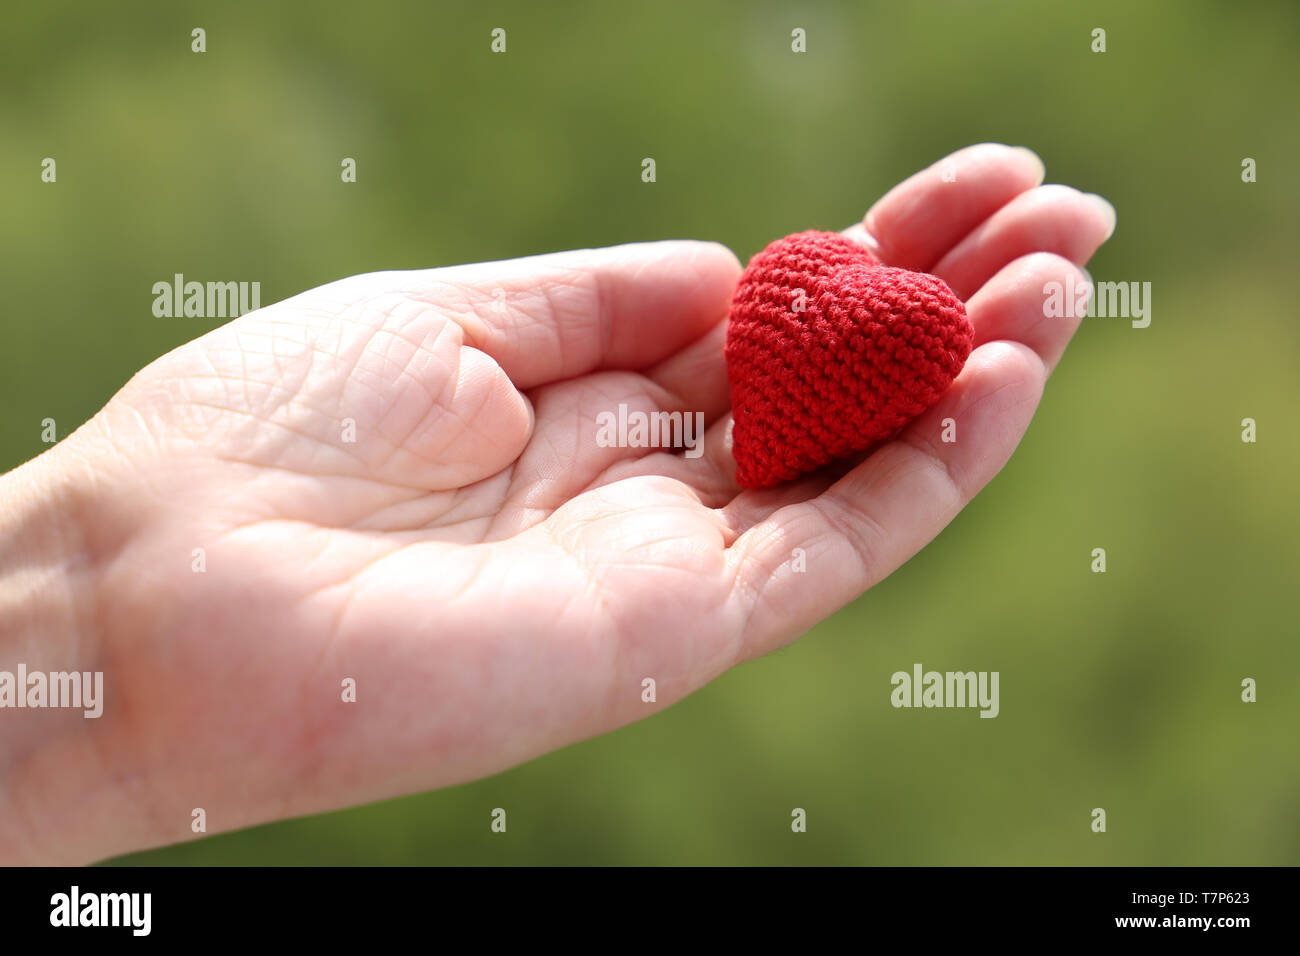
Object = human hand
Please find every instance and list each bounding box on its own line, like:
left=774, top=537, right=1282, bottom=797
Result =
left=0, top=143, right=1114, bottom=863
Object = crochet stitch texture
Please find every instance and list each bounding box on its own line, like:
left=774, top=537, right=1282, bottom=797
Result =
left=725, top=230, right=974, bottom=489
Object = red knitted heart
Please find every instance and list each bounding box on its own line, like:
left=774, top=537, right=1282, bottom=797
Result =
left=725, top=230, right=974, bottom=489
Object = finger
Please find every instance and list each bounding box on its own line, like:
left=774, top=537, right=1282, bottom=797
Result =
left=723, top=341, right=1046, bottom=662
left=389, top=240, right=741, bottom=389
left=966, top=252, right=1091, bottom=374
left=932, top=185, right=1116, bottom=300
left=863, top=143, right=1046, bottom=272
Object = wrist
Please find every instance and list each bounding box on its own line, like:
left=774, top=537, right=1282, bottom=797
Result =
left=0, top=432, right=115, bottom=863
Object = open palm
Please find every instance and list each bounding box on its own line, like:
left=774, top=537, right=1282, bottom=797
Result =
left=17, top=144, right=1113, bottom=862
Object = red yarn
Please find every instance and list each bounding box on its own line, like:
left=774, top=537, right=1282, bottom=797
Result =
left=725, top=230, right=973, bottom=489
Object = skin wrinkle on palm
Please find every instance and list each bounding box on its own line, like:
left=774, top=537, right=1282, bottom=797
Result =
left=0, top=144, right=1117, bottom=865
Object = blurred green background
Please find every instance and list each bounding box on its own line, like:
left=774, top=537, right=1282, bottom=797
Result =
left=3, top=0, right=1297, bottom=864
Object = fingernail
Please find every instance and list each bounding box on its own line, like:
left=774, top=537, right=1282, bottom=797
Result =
left=1087, top=193, right=1117, bottom=240
left=1011, top=146, right=1046, bottom=183
left=859, top=229, right=884, bottom=262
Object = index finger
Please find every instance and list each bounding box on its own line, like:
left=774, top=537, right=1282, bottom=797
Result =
left=388, top=240, right=742, bottom=390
